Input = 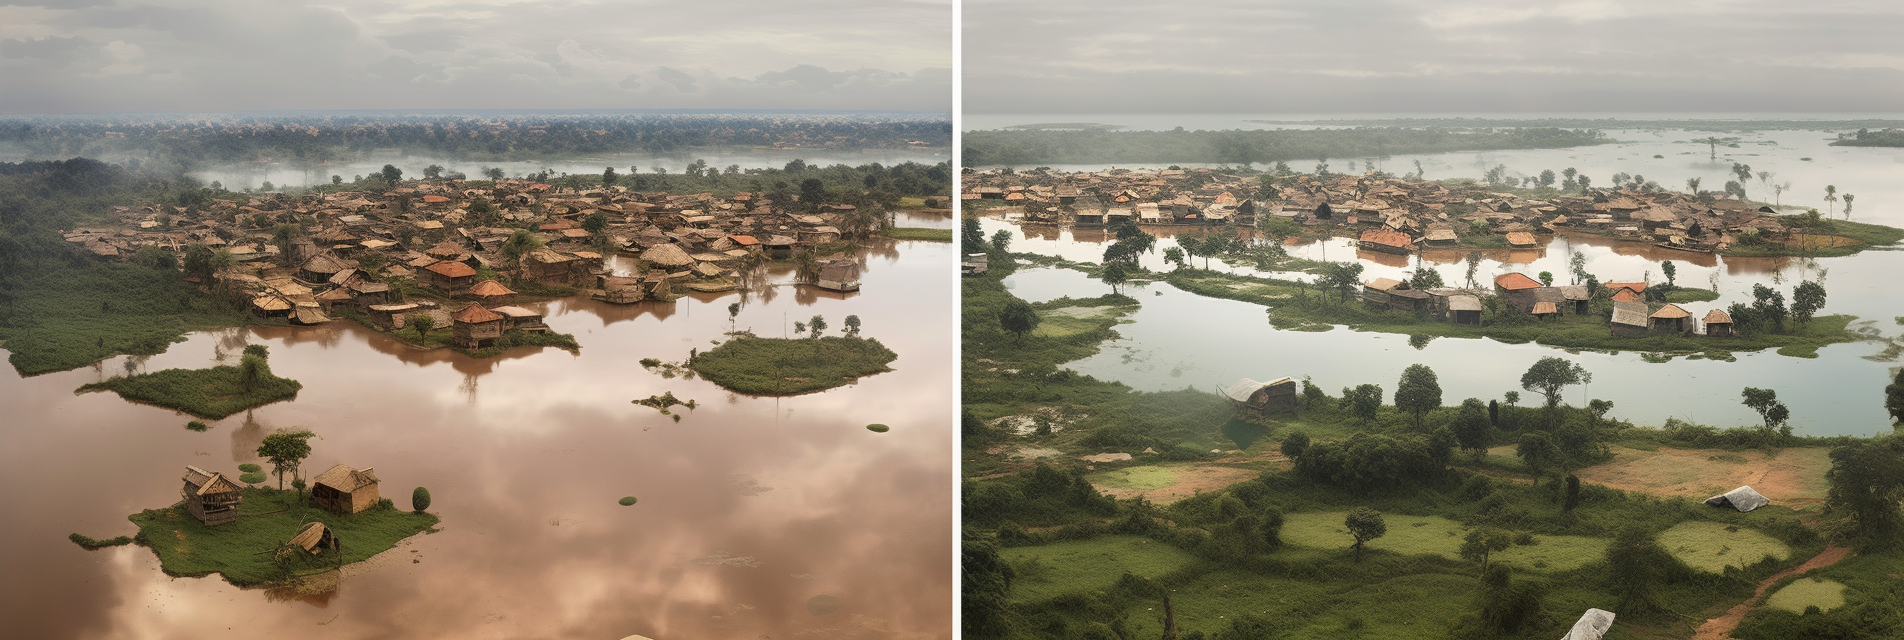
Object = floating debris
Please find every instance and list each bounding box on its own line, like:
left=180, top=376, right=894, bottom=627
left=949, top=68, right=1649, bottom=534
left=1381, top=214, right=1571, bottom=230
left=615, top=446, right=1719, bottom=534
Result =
left=619, top=496, right=638, bottom=506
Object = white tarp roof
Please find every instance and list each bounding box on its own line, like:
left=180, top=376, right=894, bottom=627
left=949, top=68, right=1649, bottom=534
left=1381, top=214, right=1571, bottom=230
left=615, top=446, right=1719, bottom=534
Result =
left=1560, top=608, right=1615, bottom=640
left=1704, top=485, right=1770, bottom=512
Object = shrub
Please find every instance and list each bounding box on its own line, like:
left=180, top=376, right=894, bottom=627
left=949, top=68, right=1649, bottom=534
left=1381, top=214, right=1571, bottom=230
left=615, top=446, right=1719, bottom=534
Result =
left=238, top=472, right=266, bottom=484
left=238, top=463, right=262, bottom=473
left=411, top=486, right=431, bottom=512
left=185, top=420, right=209, bottom=431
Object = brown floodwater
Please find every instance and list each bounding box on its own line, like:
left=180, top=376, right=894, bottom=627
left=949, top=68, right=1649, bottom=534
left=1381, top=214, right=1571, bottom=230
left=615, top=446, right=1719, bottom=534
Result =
left=0, top=239, right=954, bottom=640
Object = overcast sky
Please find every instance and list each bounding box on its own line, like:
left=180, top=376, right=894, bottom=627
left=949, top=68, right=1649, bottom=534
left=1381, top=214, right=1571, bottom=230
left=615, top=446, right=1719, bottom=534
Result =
left=0, top=0, right=951, bottom=114
left=964, top=0, right=1904, bottom=114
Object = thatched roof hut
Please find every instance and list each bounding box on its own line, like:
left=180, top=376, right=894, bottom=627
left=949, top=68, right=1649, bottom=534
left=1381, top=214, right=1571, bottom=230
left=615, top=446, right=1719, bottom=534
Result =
left=182, top=465, right=243, bottom=525
left=640, top=243, right=695, bottom=268
left=311, top=464, right=381, bottom=515
left=289, top=521, right=338, bottom=554
left=1704, top=308, right=1733, bottom=336
left=466, top=279, right=517, bottom=303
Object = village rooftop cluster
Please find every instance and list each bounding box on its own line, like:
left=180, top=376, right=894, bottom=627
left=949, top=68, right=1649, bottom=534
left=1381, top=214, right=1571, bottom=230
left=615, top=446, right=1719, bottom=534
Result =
left=964, top=167, right=1806, bottom=254
left=63, top=177, right=869, bottom=349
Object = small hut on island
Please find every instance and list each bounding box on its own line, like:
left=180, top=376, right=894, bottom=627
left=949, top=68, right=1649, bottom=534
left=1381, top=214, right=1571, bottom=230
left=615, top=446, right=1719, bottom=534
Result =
left=182, top=465, right=244, bottom=525
left=1704, top=309, right=1734, bottom=337
left=289, top=521, right=339, bottom=555
left=815, top=259, right=862, bottom=292
left=311, top=464, right=381, bottom=515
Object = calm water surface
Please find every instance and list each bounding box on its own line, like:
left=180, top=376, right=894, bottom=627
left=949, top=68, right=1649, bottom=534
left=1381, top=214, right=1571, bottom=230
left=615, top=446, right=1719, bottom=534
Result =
left=0, top=240, right=954, bottom=639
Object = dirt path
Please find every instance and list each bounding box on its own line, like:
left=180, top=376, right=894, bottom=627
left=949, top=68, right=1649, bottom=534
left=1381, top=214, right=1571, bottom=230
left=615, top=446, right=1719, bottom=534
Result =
left=1691, top=544, right=1851, bottom=640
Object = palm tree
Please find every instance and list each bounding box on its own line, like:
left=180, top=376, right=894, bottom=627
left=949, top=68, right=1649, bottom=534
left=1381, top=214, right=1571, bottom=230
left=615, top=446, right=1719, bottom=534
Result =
left=1825, top=185, right=1838, bottom=218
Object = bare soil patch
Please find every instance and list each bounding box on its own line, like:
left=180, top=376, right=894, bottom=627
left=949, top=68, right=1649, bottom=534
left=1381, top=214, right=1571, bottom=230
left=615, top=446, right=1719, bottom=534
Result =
left=1575, top=446, right=1831, bottom=508
left=1090, top=465, right=1258, bottom=504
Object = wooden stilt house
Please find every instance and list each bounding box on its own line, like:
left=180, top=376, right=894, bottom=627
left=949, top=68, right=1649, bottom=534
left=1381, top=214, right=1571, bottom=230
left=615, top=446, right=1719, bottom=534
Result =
left=182, top=465, right=244, bottom=525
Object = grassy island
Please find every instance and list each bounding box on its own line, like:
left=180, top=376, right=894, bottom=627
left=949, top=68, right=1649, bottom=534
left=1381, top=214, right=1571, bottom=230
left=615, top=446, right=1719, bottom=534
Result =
left=884, top=227, right=955, bottom=242
left=102, top=488, right=437, bottom=586
left=690, top=335, right=897, bottom=395
left=77, top=363, right=303, bottom=419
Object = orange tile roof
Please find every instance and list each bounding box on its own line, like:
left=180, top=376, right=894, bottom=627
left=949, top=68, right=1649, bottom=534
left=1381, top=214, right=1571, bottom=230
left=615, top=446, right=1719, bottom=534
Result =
left=452, top=303, right=502, bottom=324
left=426, top=261, right=477, bottom=278
left=1494, top=272, right=1543, bottom=290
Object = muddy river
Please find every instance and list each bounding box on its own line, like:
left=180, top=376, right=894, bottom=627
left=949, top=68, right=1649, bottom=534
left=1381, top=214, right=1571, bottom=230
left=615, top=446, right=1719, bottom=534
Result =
left=0, top=240, right=953, bottom=639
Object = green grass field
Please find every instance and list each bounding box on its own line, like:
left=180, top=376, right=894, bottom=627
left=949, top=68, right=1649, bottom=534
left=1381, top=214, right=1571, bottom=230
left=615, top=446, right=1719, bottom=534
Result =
left=883, top=227, right=953, bottom=242
left=1087, top=465, right=1179, bottom=490
left=1764, top=577, right=1848, bottom=613
left=1280, top=511, right=1607, bottom=572
left=1657, top=521, right=1791, bottom=573
left=1000, top=536, right=1199, bottom=603
left=124, top=487, right=437, bottom=586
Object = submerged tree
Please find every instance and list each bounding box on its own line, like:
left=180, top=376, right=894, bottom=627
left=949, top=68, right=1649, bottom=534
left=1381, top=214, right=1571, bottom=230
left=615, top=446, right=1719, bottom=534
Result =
left=1100, top=261, right=1130, bottom=295
left=257, top=429, right=318, bottom=490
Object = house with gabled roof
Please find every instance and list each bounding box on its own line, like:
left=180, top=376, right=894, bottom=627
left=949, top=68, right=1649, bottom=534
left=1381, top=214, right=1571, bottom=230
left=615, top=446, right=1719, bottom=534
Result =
left=310, top=464, right=380, bottom=515
left=182, top=465, right=244, bottom=525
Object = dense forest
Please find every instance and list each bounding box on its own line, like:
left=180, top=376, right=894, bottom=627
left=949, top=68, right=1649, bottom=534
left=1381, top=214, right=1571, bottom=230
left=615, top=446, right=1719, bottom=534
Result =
left=960, top=127, right=1609, bottom=167
left=0, top=112, right=953, bottom=171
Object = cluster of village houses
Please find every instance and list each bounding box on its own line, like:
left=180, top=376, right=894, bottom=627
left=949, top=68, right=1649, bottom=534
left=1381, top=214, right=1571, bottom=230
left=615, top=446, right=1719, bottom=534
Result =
left=180, top=463, right=381, bottom=554
left=64, top=179, right=870, bottom=348
left=965, top=168, right=1794, bottom=254
left=1365, top=273, right=1735, bottom=337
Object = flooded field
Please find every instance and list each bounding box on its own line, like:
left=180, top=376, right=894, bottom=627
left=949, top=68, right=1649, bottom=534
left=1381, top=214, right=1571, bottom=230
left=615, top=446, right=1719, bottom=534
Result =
left=0, top=240, right=953, bottom=639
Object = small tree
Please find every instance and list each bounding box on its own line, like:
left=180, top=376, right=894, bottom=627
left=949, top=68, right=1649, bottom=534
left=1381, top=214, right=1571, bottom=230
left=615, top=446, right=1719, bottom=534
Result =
left=602, top=166, right=618, bottom=187
left=412, top=486, right=432, bottom=512
left=256, top=429, right=318, bottom=490
left=380, top=164, right=403, bottom=184
left=239, top=353, right=267, bottom=391
left=990, top=229, right=1012, bottom=254
left=1163, top=246, right=1186, bottom=270
left=843, top=315, right=862, bottom=337
left=408, top=314, right=435, bottom=341
left=1826, top=434, right=1904, bottom=550
left=1520, top=357, right=1590, bottom=428
left=423, top=164, right=444, bottom=180
left=808, top=315, right=826, bottom=339
left=1100, top=261, right=1129, bottom=295
left=1517, top=432, right=1561, bottom=484
left=1394, top=364, right=1443, bottom=430
left=1343, top=383, right=1383, bottom=425
left=1318, top=261, right=1366, bottom=303
left=1452, top=398, right=1491, bottom=457
left=1344, top=507, right=1386, bottom=562
left=727, top=303, right=741, bottom=332
left=999, top=299, right=1040, bottom=340
left=1661, top=261, right=1676, bottom=287
left=1886, top=369, right=1904, bottom=424
left=1792, top=281, right=1826, bottom=325
left=1461, top=527, right=1513, bottom=572
left=1606, top=525, right=1674, bottom=614
left=1741, top=387, right=1791, bottom=437
left=1537, top=271, right=1554, bottom=287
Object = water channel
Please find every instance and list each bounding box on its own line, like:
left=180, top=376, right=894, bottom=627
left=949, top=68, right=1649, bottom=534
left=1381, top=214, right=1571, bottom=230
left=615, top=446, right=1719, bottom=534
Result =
left=0, top=240, right=954, bottom=639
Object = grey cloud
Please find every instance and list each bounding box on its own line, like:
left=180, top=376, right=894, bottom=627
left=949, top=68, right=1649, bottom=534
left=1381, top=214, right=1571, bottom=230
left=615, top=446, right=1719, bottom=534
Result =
left=1, top=36, right=90, bottom=65
left=964, top=0, right=1904, bottom=113
left=655, top=66, right=698, bottom=92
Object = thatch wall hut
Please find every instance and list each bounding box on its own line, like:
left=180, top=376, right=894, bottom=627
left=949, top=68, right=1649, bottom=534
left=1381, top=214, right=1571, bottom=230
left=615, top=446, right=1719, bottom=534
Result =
left=310, top=464, right=380, bottom=515
left=1611, top=301, right=1649, bottom=337
left=815, top=259, right=861, bottom=292
left=1704, top=309, right=1733, bottom=337
left=289, top=521, right=338, bottom=554
left=1650, top=304, right=1693, bottom=334
left=640, top=244, right=695, bottom=270
left=182, top=465, right=243, bottom=525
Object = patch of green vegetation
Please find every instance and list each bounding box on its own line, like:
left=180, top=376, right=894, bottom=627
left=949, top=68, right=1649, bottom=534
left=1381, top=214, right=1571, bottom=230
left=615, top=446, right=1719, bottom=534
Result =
left=633, top=391, right=696, bottom=415
left=1163, top=269, right=1862, bottom=357
left=1281, top=511, right=1466, bottom=558
left=998, top=535, right=1199, bottom=603
left=238, top=472, right=266, bottom=484
left=457, top=329, right=581, bottom=357
left=1492, top=534, right=1609, bottom=572
left=238, top=463, right=262, bottom=473
left=68, top=533, right=134, bottom=549
left=127, top=487, right=437, bottom=586
left=0, top=261, right=268, bottom=375
left=883, top=227, right=953, bottom=242
left=1088, top=465, right=1178, bottom=490
left=1733, top=548, right=1904, bottom=640
left=1657, top=521, right=1790, bottom=573
left=689, top=335, right=897, bottom=395
left=1664, top=287, right=1721, bottom=303
left=1764, top=577, right=1848, bottom=613
left=866, top=423, right=890, bottom=433
left=619, top=496, right=638, bottom=506
left=77, top=364, right=302, bottom=419
left=185, top=420, right=209, bottom=431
